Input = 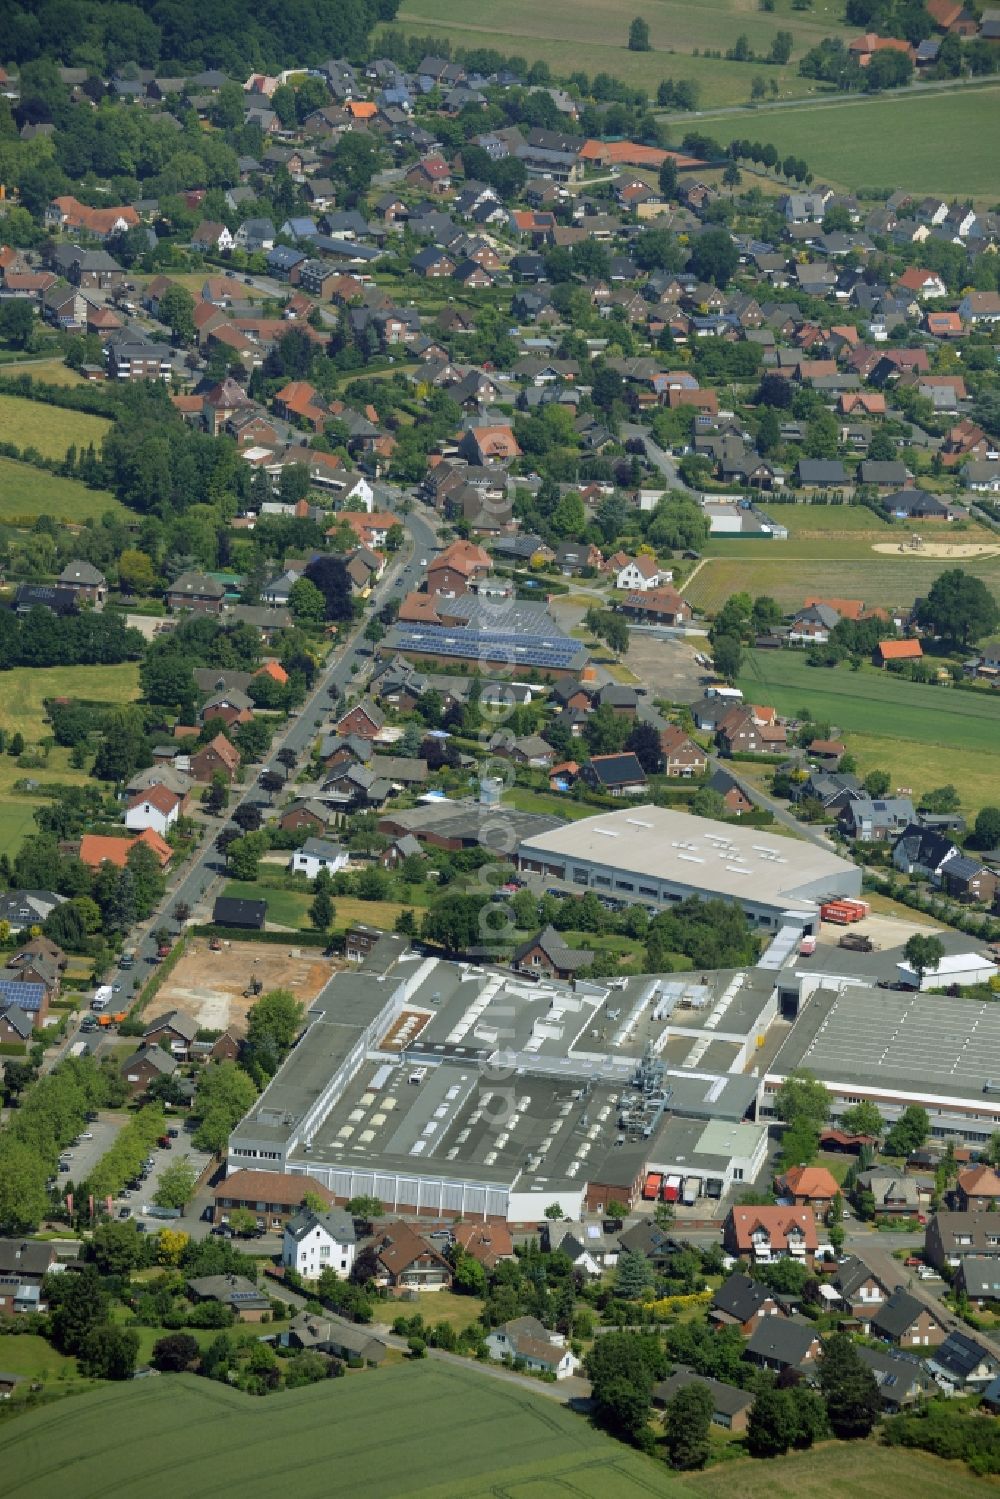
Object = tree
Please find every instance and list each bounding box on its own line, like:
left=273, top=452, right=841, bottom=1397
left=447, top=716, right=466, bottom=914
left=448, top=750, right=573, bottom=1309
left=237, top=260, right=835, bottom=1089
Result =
left=665, top=1382, right=713, bottom=1469
left=614, top=1248, right=654, bottom=1300
left=789, top=1383, right=830, bottom=1448
left=775, top=1070, right=830, bottom=1129
left=91, top=1218, right=146, bottom=1276
left=839, top=1100, right=883, bottom=1138
left=0, top=1139, right=49, bottom=1233
left=625, top=721, right=664, bottom=775
left=304, top=556, right=353, bottom=622
left=309, top=888, right=334, bottom=932
left=288, top=576, right=326, bottom=624
left=818, top=1332, right=880, bottom=1439
left=712, top=634, right=743, bottom=684
left=80, top=1324, right=139, bottom=1381
left=154, top=1158, right=197, bottom=1210
left=688, top=229, right=739, bottom=289
left=421, top=892, right=491, bottom=956
left=862, top=769, right=891, bottom=797
left=903, top=933, right=945, bottom=987
left=972, top=806, right=1000, bottom=850
left=747, top=1387, right=798, bottom=1458
left=883, top=1104, right=929, bottom=1158
left=452, top=1250, right=487, bottom=1296
left=247, top=988, right=303, bottom=1055
left=152, top=1331, right=202, bottom=1372
left=0, top=300, right=36, bottom=350
left=285, top=1350, right=329, bottom=1387
left=159, top=284, right=196, bottom=346
left=659, top=156, right=678, bottom=199
left=917, top=569, right=999, bottom=648
left=628, top=15, right=652, bottom=49
left=345, top=1194, right=383, bottom=1219
left=157, top=1228, right=190, bottom=1265
left=191, top=1062, right=258, bottom=1154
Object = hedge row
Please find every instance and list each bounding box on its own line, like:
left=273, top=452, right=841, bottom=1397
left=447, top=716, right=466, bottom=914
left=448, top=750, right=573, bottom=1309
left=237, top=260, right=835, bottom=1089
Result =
left=191, top=925, right=337, bottom=950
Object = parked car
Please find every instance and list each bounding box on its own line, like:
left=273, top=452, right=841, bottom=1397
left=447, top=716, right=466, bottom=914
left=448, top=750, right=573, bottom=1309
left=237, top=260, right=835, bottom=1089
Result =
left=118, top=1206, right=131, bottom=1219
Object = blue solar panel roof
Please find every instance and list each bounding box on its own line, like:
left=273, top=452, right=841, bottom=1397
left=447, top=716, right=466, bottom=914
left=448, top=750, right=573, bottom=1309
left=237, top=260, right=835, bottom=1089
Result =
left=0, top=979, right=45, bottom=1013
left=391, top=625, right=584, bottom=669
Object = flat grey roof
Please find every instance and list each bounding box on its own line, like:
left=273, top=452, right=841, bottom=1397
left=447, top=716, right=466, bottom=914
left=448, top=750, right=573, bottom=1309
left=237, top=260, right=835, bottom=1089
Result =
left=768, top=983, right=1000, bottom=1106
left=517, top=805, right=858, bottom=909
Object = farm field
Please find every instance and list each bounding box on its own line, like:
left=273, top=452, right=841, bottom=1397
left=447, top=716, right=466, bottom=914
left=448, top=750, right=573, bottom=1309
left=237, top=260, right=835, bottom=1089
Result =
left=739, top=650, right=1000, bottom=752
left=679, top=1442, right=994, bottom=1499
left=0, top=359, right=86, bottom=386
left=388, top=0, right=843, bottom=109
left=0, top=392, right=110, bottom=463
left=0, top=663, right=141, bottom=741
left=683, top=553, right=1000, bottom=614
left=712, top=84, right=1000, bottom=196
left=0, top=1365, right=673, bottom=1499
left=738, top=650, right=1000, bottom=814
left=0, top=455, right=123, bottom=523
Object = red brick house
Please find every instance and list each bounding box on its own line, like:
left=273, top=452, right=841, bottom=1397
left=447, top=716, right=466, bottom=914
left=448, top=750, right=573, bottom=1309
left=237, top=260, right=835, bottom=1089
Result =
left=775, top=1164, right=840, bottom=1212
left=426, top=539, right=491, bottom=597
left=190, top=733, right=241, bottom=784
left=956, top=1165, right=1000, bottom=1213
left=213, top=1169, right=334, bottom=1229
left=335, top=698, right=384, bottom=741
left=120, top=1042, right=177, bottom=1097
left=659, top=724, right=707, bottom=778
left=709, top=1272, right=786, bottom=1335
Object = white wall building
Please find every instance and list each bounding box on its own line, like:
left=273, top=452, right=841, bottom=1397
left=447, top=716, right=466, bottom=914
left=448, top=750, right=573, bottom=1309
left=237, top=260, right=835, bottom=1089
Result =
left=282, top=1206, right=357, bottom=1280
left=291, top=838, right=349, bottom=880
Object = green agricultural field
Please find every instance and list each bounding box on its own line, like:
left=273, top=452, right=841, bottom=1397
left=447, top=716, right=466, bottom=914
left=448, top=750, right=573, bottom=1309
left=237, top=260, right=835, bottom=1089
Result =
left=679, top=1442, right=995, bottom=1499
left=0, top=799, right=40, bottom=860
left=683, top=554, right=1000, bottom=614
left=0, top=393, right=110, bottom=463
left=737, top=649, right=1000, bottom=814
left=0, top=1364, right=674, bottom=1499
left=711, top=83, right=1000, bottom=196
left=0, top=456, right=123, bottom=524
left=0, top=663, right=141, bottom=741
left=387, top=0, right=845, bottom=108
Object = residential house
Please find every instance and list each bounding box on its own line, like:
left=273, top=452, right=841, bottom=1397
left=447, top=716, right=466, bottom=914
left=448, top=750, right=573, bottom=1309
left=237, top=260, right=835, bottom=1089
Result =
left=0, top=1239, right=64, bottom=1318
left=212, top=896, right=266, bottom=930
left=187, top=1275, right=270, bottom=1322
left=79, top=830, right=172, bottom=871
left=451, top=1221, right=515, bottom=1271
left=891, top=823, right=959, bottom=877
left=856, top=1344, right=936, bottom=1410
left=831, top=1255, right=891, bottom=1325
left=775, top=1164, right=840, bottom=1211
left=956, top=1166, right=1000, bottom=1213
left=925, top=1211, right=1000, bottom=1272
left=291, top=838, right=349, bottom=880
left=281, top=1311, right=387, bottom=1364
left=581, top=752, right=648, bottom=798
left=143, top=1009, right=199, bottom=1058
left=213, top=1169, right=335, bottom=1230
left=940, top=856, right=999, bottom=906
left=927, top=1330, right=1000, bottom=1393
left=839, top=795, right=915, bottom=842
left=659, top=724, right=707, bottom=778
left=874, top=638, right=923, bottom=667
left=282, top=1206, right=357, bottom=1280
left=335, top=697, right=384, bottom=741
left=190, top=734, right=241, bottom=784
left=653, top=1372, right=754, bottom=1433
left=56, top=560, right=106, bottom=607
left=544, top=1221, right=618, bottom=1276
left=709, top=1272, right=785, bottom=1335
left=873, top=1287, right=946, bottom=1348
left=723, top=1206, right=818, bottom=1266
left=745, top=1318, right=822, bottom=1374
left=120, top=1042, right=177, bottom=1097
left=124, top=783, right=182, bottom=837
left=617, top=587, right=691, bottom=626
left=372, top=1221, right=453, bottom=1290
left=485, top=1316, right=580, bottom=1379
left=511, top=926, right=591, bottom=980
left=615, top=554, right=664, bottom=592
left=857, top=1169, right=921, bottom=1219
left=165, top=571, right=226, bottom=614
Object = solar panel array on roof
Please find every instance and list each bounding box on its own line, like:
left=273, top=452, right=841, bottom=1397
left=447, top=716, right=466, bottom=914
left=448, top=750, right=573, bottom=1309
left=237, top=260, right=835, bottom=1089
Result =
left=392, top=625, right=582, bottom=669
left=0, top=979, right=45, bottom=1013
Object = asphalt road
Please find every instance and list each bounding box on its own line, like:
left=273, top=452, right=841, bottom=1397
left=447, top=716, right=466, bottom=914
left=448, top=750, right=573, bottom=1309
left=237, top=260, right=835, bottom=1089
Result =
left=622, top=425, right=699, bottom=496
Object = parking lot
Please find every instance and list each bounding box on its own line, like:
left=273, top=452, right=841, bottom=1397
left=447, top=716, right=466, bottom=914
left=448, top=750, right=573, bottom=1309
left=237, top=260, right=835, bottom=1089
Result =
left=117, top=1126, right=215, bottom=1227
left=57, top=1114, right=124, bottom=1185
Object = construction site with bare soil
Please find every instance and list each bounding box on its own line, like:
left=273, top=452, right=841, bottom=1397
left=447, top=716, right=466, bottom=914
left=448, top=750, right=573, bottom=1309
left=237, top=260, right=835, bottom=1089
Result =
left=144, top=938, right=341, bottom=1035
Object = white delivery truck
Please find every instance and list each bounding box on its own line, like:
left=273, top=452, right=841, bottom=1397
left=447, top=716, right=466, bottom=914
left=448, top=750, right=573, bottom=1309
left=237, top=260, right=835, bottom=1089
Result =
left=91, top=984, right=113, bottom=1012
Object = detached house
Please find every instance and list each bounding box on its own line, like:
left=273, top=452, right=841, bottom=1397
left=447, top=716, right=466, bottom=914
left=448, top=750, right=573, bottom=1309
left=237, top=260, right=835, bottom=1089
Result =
left=372, top=1221, right=452, bottom=1290
left=745, top=1318, right=822, bottom=1374
left=190, top=733, right=241, bottom=784
left=485, top=1316, right=581, bottom=1379
left=615, top=555, right=664, bottom=592
left=709, top=1272, right=785, bottom=1335
left=124, top=783, right=182, bottom=837
left=659, top=724, right=707, bottom=778
left=282, top=1206, right=357, bottom=1280
left=511, top=925, right=591, bottom=980
left=873, top=1287, right=946, bottom=1348
left=724, top=1205, right=818, bottom=1267
left=831, top=1255, right=891, bottom=1326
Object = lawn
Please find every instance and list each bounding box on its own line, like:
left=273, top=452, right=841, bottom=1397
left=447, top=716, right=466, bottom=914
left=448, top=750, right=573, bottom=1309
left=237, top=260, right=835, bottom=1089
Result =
left=710, top=82, right=1000, bottom=197
left=0, top=1335, right=84, bottom=1384
left=506, top=785, right=598, bottom=820
left=222, top=881, right=409, bottom=933
left=386, top=0, right=845, bottom=109
left=0, top=393, right=111, bottom=463
left=683, top=554, right=1000, bottom=615
left=0, top=1364, right=674, bottom=1499
left=0, top=456, right=123, bottom=524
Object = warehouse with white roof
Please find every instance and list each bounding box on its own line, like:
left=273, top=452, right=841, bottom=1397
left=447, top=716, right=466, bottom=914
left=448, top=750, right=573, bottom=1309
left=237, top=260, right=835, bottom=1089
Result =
left=516, top=805, right=861, bottom=932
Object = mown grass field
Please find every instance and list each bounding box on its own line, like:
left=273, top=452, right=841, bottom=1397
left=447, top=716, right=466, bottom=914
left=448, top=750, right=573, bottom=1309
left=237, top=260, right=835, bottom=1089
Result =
left=222, top=881, right=410, bottom=933
left=712, top=83, right=1000, bottom=196
left=739, top=650, right=1000, bottom=752
left=0, top=393, right=111, bottom=463
left=683, top=553, right=1000, bottom=614
left=0, top=455, right=123, bottom=523
left=0, top=663, right=141, bottom=741
left=0, top=1364, right=670, bottom=1499
left=0, top=359, right=86, bottom=386
left=679, top=1442, right=993, bottom=1499
left=388, top=0, right=843, bottom=109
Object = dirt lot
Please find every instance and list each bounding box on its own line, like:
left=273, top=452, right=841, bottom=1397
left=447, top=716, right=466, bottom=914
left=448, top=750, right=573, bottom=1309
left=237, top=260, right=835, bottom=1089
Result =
left=623, top=629, right=709, bottom=704
left=146, top=938, right=338, bottom=1034
left=871, top=541, right=1000, bottom=559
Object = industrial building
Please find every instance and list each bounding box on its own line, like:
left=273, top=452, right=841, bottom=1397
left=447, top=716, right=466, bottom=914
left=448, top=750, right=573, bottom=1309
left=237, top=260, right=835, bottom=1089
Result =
left=516, top=806, right=861, bottom=932
left=763, top=981, right=1000, bottom=1145
left=228, top=951, right=773, bottom=1224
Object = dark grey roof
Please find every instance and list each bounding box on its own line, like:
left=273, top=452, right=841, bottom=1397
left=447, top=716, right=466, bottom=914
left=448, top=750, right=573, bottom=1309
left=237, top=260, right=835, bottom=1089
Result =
left=929, top=1330, right=999, bottom=1382
left=746, top=1317, right=818, bottom=1366
left=284, top=1206, right=357, bottom=1245
left=654, top=1369, right=753, bottom=1416
left=511, top=925, right=591, bottom=971
left=712, top=1271, right=774, bottom=1323
left=873, top=1287, right=932, bottom=1340
left=212, top=896, right=266, bottom=928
